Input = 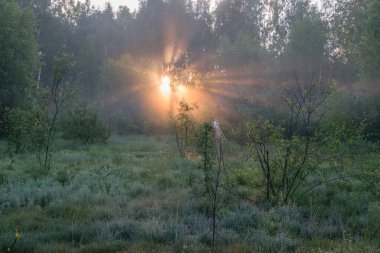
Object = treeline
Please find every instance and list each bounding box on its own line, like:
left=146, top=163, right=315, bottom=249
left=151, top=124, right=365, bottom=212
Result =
left=0, top=0, right=379, bottom=138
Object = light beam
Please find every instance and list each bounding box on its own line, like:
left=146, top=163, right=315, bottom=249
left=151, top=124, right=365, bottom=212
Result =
left=160, top=76, right=171, bottom=95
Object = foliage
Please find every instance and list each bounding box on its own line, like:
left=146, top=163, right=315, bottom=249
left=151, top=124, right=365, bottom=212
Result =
left=3, top=50, right=77, bottom=170
left=4, top=105, right=45, bottom=157
left=248, top=77, right=333, bottom=203
left=0, top=0, right=38, bottom=105
left=1, top=0, right=380, bottom=252
left=34, top=53, right=75, bottom=170
left=196, top=123, right=216, bottom=193
left=286, top=7, right=328, bottom=70
left=63, top=103, right=111, bottom=144
left=109, top=113, right=143, bottom=135
left=174, top=99, right=197, bottom=157
left=0, top=135, right=379, bottom=251
left=357, top=0, right=380, bottom=79
left=0, top=0, right=38, bottom=137
left=365, top=201, right=380, bottom=238
left=218, top=32, right=264, bottom=67
left=322, top=88, right=380, bottom=141
left=0, top=0, right=379, bottom=139
left=194, top=122, right=228, bottom=252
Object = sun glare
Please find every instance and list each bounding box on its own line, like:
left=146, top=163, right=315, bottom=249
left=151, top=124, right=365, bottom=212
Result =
left=177, top=84, right=185, bottom=93
left=160, top=76, right=171, bottom=94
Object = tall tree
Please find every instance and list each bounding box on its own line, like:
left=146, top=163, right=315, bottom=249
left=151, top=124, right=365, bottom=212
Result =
left=357, top=0, right=380, bottom=80
left=285, top=5, right=328, bottom=78
left=214, top=0, right=245, bottom=42
left=0, top=0, right=38, bottom=108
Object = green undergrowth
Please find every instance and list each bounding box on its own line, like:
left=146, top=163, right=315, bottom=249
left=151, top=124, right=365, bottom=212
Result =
left=0, top=136, right=379, bottom=252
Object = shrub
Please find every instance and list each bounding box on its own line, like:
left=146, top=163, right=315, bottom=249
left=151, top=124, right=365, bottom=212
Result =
left=248, top=78, right=334, bottom=204
left=63, top=104, right=111, bottom=144
left=4, top=106, right=45, bottom=155
left=174, top=99, right=197, bottom=157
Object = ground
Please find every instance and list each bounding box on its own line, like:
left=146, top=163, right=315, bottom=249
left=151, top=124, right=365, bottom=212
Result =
left=0, top=135, right=379, bottom=252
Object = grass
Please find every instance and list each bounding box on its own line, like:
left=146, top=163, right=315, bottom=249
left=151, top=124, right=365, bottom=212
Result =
left=0, top=135, right=379, bottom=252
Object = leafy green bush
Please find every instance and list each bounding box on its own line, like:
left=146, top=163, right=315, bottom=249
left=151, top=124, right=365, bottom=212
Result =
left=63, top=104, right=111, bottom=144
left=174, top=99, right=197, bottom=157
left=4, top=106, right=46, bottom=155
left=323, top=89, right=380, bottom=141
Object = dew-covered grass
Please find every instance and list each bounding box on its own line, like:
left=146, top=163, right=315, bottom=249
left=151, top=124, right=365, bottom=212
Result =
left=0, top=135, right=379, bottom=252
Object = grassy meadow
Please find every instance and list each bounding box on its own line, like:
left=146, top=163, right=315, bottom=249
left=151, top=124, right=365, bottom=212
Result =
left=2, top=0, right=380, bottom=252
left=0, top=135, right=379, bottom=252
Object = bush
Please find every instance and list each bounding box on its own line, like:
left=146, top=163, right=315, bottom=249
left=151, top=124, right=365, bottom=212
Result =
left=63, top=104, right=111, bottom=144
left=4, top=106, right=45, bottom=155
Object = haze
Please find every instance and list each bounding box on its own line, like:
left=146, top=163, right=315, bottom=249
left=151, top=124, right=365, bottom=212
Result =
left=86, top=0, right=217, bottom=10
left=1, top=0, right=379, bottom=252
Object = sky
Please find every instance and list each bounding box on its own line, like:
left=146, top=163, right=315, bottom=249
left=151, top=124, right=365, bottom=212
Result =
left=87, top=0, right=217, bottom=12
left=85, top=0, right=320, bottom=13
left=89, top=0, right=140, bottom=11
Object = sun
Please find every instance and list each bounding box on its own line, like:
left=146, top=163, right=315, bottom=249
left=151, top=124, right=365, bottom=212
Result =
left=160, top=75, right=171, bottom=94
left=177, top=84, right=185, bottom=93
